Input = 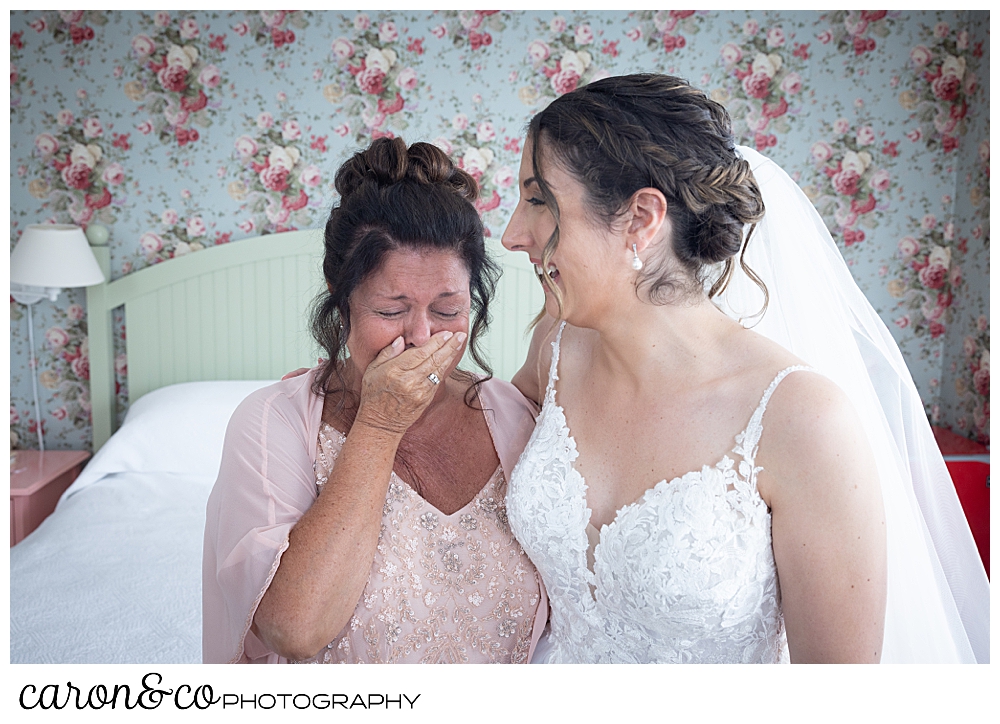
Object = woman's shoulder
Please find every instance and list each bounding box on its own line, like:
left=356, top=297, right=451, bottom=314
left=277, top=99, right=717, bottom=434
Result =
left=478, top=376, right=538, bottom=421
left=227, top=367, right=325, bottom=439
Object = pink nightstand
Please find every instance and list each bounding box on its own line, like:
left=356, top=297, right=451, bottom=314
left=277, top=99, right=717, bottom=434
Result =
left=10, top=449, right=90, bottom=546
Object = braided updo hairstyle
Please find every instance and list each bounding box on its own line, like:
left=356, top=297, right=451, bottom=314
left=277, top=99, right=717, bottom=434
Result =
left=311, top=136, right=500, bottom=409
left=528, top=73, right=767, bottom=311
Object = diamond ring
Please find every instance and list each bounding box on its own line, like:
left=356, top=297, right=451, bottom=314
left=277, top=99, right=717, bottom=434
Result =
left=427, top=373, right=441, bottom=385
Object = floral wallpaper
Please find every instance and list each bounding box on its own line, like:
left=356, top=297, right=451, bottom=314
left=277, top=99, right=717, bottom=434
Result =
left=9, top=10, right=990, bottom=450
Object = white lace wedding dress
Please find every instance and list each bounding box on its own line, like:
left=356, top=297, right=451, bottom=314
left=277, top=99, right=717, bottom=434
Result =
left=508, top=322, right=808, bottom=664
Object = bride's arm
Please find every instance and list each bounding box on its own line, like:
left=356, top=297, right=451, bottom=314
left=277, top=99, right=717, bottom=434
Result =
left=756, top=372, right=887, bottom=664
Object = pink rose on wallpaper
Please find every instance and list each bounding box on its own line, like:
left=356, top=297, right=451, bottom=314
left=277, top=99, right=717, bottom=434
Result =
left=928, top=321, right=945, bottom=339
left=83, top=117, right=103, bottom=139
left=459, top=10, right=483, bottom=30
left=238, top=218, right=255, bottom=233
left=161, top=208, right=179, bottom=225
left=333, top=123, right=349, bottom=137
left=233, top=21, right=249, bottom=37
left=186, top=217, right=206, bottom=237
left=909, top=46, right=932, bottom=67
left=431, top=24, right=447, bottom=39
left=741, top=72, right=771, bottom=100
left=931, top=74, right=961, bottom=102
left=918, top=263, right=948, bottom=290
left=52, top=407, right=68, bottom=421
left=163, top=107, right=189, bottom=127
left=71, top=355, right=90, bottom=381
left=933, top=22, right=949, bottom=38
left=46, top=327, right=70, bottom=348
left=720, top=43, right=742, bottom=65
left=299, top=164, right=322, bottom=187
left=395, top=67, right=418, bottom=91
left=180, top=17, right=200, bottom=41
left=626, top=27, right=641, bottom=42
left=973, top=368, right=989, bottom=396
left=101, top=162, right=126, bottom=185
left=140, top=232, right=164, bottom=254
left=261, top=10, right=286, bottom=28
left=476, top=121, right=496, bottom=144
left=67, top=304, right=85, bottom=321
left=61, top=162, right=92, bottom=190
left=944, top=221, right=955, bottom=240
left=29, top=17, right=46, bottom=33
left=855, top=126, right=875, bottom=146
left=921, top=214, right=937, bottom=229
left=354, top=13, right=371, bottom=31
left=266, top=204, right=291, bottom=226
left=357, top=66, right=386, bottom=95
left=281, top=119, right=301, bottom=141
left=766, top=27, right=785, bottom=48
left=779, top=72, right=802, bottom=95
left=832, top=117, right=850, bottom=135
left=332, top=37, right=355, bottom=60
left=452, top=114, right=469, bottom=130
left=70, top=205, right=94, bottom=225
left=810, top=141, right=833, bottom=163
left=137, top=120, right=154, bottom=134
left=551, top=68, right=580, bottom=95
left=906, top=128, right=922, bottom=142
left=180, top=90, right=208, bottom=113
left=492, top=165, right=515, bottom=188
left=550, top=16, right=568, bottom=34
left=527, top=40, right=551, bottom=63
left=60, top=10, right=84, bottom=24
left=57, top=109, right=75, bottom=126
left=850, top=193, right=876, bottom=215
left=941, top=135, right=959, bottom=153
left=575, top=25, right=594, bottom=46
left=282, top=189, right=308, bottom=211
left=132, top=35, right=155, bottom=57
left=158, top=64, right=188, bottom=93
left=831, top=168, right=860, bottom=196
left=743, top=19, right=759, bottom=35
left=257, top=112, right=274, bottom=129
left=260, top=164, right=290, bottom=192
left=198, top=64, right=222, bottom=89
left=154, top=11, right=171, bottom=27
left=378, top=21, right=398, bottom=44
left=869, top=168, right=891, bottom=191
left=35, top=133, right=59, bottom=155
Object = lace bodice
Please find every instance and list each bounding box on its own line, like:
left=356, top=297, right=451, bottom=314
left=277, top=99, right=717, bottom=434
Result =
left=508, top=323, right=807, bottom=664
left=296, top=423, right=541, bottom=664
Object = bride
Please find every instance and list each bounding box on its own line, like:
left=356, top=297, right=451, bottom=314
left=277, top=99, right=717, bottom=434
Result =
left=501, top=74, right=989, bottom=663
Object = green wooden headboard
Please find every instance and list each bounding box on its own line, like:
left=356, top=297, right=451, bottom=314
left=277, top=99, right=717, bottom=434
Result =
left=86, top=230, right=543, bottom=451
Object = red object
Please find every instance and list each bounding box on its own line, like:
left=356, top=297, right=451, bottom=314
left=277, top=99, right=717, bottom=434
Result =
left=932, top=426, right=989, bottom=576
left=10, top=449, right=90, bottom=546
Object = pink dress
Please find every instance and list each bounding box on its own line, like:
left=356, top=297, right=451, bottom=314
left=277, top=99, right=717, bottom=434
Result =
left=202, top=369, right=546, bottom=664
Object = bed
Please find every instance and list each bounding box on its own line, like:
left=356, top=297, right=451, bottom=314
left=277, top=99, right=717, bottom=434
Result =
left=9, top=229, right=542, bottom=664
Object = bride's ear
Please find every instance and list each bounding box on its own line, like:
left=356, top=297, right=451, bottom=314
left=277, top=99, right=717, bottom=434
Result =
left=625, top=187, right=669, bottom=256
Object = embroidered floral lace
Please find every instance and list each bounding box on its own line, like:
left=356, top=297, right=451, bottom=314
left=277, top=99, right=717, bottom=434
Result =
left=508, top=323, right=805, bottom=664
left=295, top=423, right=541, bottom=664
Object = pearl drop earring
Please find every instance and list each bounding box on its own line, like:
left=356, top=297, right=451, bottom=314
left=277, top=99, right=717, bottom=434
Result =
left=631, top=243, right=643, bottom=271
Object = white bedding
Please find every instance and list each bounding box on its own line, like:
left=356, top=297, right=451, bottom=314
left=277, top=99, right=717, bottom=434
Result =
left=9, top=380, right=274, bottom=664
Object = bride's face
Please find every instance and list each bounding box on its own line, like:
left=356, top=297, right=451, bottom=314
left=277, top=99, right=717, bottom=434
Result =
left=501, top=140, right=620, bottom=325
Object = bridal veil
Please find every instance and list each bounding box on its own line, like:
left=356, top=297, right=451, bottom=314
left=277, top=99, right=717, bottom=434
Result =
left=718, top=146, right=989, bottom=663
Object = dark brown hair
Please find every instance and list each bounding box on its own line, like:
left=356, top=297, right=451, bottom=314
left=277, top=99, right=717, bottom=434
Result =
left=527, top=73, right=767, bottom=315
left=311, top=137, right=500, bottom=409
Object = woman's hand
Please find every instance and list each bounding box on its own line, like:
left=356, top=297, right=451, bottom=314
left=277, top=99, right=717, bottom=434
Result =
left=354, top=330, right=467, bottom=436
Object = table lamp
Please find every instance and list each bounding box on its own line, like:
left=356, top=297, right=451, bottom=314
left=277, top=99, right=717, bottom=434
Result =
left=10, top=224, right=106, bottom=451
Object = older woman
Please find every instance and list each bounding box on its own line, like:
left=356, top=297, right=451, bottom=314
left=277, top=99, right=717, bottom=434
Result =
left=202, top=138, right=545, bottom=664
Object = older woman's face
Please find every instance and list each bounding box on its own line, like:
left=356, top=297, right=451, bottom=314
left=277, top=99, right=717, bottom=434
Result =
left=346, top=248, right=471, bottom=376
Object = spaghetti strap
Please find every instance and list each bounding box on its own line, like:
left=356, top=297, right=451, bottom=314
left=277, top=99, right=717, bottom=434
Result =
left=543, top=321, right=568, bottom=402
left=736, top=365, right=813, bottom=464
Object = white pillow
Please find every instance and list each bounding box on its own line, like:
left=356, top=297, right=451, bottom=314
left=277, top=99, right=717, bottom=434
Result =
left=67, top=380, right=275, bottom=496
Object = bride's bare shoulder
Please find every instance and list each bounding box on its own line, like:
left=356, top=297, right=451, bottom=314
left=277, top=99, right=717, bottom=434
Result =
left=510, top=317, right=596, bottom=404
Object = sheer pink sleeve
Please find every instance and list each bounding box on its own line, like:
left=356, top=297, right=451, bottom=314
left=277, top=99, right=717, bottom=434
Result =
left=202, top=371, right=324, bottom=663
left=477, top=378, right=549, bottom=661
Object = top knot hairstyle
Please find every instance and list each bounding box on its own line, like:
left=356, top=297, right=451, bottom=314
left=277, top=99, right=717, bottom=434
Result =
left=312, top=137, right=500, bottom=407
left=528, top=73, right=767, bottom=309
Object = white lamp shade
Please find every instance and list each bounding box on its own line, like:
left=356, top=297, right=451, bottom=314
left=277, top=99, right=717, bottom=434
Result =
left=10, top=224, right=105, bottom=288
